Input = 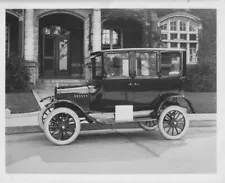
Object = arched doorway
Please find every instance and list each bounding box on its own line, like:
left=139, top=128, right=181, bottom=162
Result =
left=6, top=12, right=19, bottom=58
left=102, top=18, right=143, bottom=50
left=39, top=13, right=84, bottom=78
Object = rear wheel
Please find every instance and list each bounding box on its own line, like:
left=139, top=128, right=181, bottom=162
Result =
left=43, top=107, right=81, bottom=145
left=158, top=105, right=189, bottom=140
left=138, top=120, right=158, bottom=131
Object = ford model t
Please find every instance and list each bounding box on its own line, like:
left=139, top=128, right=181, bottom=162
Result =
left=38, top=48, right=195, bottom=145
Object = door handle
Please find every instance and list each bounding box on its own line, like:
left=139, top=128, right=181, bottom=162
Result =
left=134, top=83, right=139, bottom=86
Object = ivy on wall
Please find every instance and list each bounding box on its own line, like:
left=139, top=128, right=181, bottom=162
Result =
left=101, top=9, right=161, bottom=48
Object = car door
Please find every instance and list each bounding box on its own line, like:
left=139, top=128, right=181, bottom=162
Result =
left=100, top=51, right=133, bottom=112
left=131, top=51, right=160, bottom=110
left=157, top=51, right=183, bottom=92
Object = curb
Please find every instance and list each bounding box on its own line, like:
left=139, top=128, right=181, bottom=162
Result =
left=5, top=119, right=216, bottom=135
left=32, top=89, right=45, bottom=109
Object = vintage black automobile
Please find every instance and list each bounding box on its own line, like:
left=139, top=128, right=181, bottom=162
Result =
left=38, top=48, right=195, bottom=145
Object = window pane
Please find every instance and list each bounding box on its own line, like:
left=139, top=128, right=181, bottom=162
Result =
left=189, top=24, right=196, bottom=31
left=161, top=34, right=167, bottom=40
left=160, top=52, right=181, bottom=77
left=136, top=52, right=157, bottom=77
left=42, top=26, right=70, bottom=35
left=190, top=48, right=197, bottom=63
left=161, top=23, right=167, bottom=30
left=112, top=30, right=119, bottom=45
left=180, top=34, right=187, bottom=40
left=180, top=22, right=186, bottom=31
left=190, top=43, right=196, bottom=48
left=171, top=43, right=177, bottom=48
left=190, top=34, right=197, bottom=40
left=102, top=29, right=110, bottom=44
left=162, top=42, right=168, bottom=48
left=180, top=43, right=187, bottom=49
left=170, top=21, right=177, bottom=31
left=94, top=56, right=103, bottom=77
left=171, top=33, right=177, bottom=40
left=59, top=39, right=68, bottom=71
left=44, top=37, right=54, bottom=57
left=104, top=53, right=129, bottom=77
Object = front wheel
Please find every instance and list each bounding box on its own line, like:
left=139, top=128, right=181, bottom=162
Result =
left=38, top=105, right=54, bottom=130
left=158, top=105, right=189, bottom=140
left=43, top=107, right=81, bottom=145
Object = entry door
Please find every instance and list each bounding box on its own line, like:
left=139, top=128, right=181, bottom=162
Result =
left=42, top=35, right=69, bottom=77
left=100, top=52, right=133, bottom=112
left=131, top=52, right=160, bottom=110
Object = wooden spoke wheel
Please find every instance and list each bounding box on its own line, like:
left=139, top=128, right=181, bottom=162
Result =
left=138, top=120, right=158, bottom=131
left=43, top=107, right=81, bottom=145
left=38, top=105, right=54, bottom=130
left=158, top=106, right=189, bottom=140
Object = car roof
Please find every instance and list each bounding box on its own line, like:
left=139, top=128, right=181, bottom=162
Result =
left=91, top=48, right=186, bottom=56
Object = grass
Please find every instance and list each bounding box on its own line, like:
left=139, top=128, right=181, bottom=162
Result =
left=5, top=91, right=40, bottom=114
left=184, top=92, right=216, bottom=113
left=5, top=90, right=216, bottom=114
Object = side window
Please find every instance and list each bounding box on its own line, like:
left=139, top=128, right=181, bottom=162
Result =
left=136, top=52, right=157, bottom=77
left=160, top=52, right=181, bottom=77
left=104, top=53, right=129, bottom=78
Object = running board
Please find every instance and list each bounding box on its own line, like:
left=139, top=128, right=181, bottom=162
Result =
left=101, top=117, right=156, bottom=125
left=88, top=110, right=154, bottom=125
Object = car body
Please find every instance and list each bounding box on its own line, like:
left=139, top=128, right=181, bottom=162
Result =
left=39, top=48, right=195, bottom=145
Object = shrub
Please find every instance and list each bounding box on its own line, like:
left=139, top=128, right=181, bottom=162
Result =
left=185, top=59, right=216, bottom=92
left=6, top=55, right=30, bottom=92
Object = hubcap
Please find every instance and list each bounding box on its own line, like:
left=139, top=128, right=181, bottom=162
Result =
left=163, top=110, right=185, bottom=136
left=48, top=112, right=76, bottom=141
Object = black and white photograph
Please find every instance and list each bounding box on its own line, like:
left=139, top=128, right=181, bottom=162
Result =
left=2, top=0, right=225, bottom=182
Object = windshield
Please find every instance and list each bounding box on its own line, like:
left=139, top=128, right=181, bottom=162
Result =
left=92, top=55, right=103, bottom=79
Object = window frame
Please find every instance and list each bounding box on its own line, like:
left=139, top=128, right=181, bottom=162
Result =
left=103, top=51, right=130, bottom=80
left=102, top=28, right=123, bottom=49
left=159, top=51, right=183, bottom=78
left=91, top=53, right=104, bottom=80
left=170, top=21, right=177, bottom=31
left=134, top=51, right=159, bottom=79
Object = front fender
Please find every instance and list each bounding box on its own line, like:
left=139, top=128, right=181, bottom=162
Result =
left=44, top=99, right=94, bottom=123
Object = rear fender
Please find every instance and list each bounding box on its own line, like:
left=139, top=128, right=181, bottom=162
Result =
left=155, top=93, right=195, bottom=116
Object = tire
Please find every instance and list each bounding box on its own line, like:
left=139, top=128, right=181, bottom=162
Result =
left=138, top=120, right=158, bottom=131
left=158, top=105, right=189, bottom=140
left=43, top=107, right=81, bottom=145
left=38, top=105, right=54, bottom=130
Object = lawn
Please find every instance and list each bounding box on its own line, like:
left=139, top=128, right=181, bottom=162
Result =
left=184, top=92, right=216, bottom=113
left=5, top=91, right=40, bottom=114
left=5, top=91, right=216, bottom=114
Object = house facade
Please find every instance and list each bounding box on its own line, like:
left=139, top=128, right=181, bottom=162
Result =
left=6, top=9, right=203, bottom=85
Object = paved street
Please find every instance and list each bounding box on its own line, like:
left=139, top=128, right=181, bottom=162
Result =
left=6, top=126, right=216, bottom=174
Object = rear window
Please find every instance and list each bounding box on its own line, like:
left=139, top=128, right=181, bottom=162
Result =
left=160, top=52, right=182, bottom=77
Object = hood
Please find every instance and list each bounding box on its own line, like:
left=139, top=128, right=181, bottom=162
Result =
left=56, top=85, right=97, bottom=95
